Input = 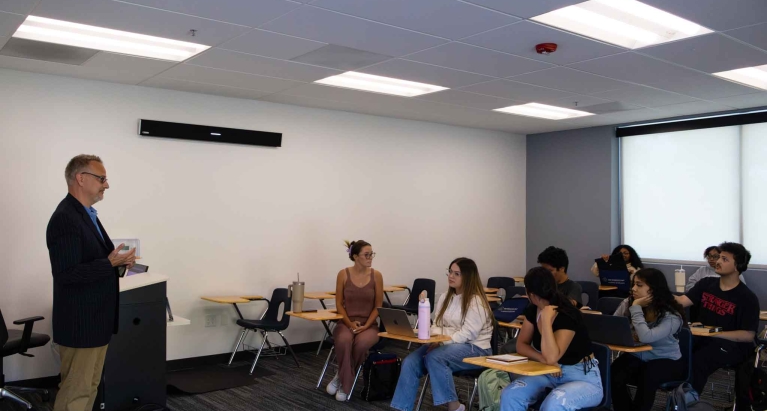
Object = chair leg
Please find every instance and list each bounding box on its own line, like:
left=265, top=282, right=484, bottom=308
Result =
left=347, top=364, right=363, bottom=402
left=468, top=377, right=478, bottom=410
left=316, top=330, right=327, bottom=355
left=5, top=386, right=49, bottom=402
left=228, top=328, right=248, bottom=365
left=416, top=374, right=430, bottom=411
left=0, top=387, right=33, bottom=409
left=249, top=332, right=269, bottom=375
left=277, top=331, right=300, bottom=368
left=317, top=345, right=335, bottom=389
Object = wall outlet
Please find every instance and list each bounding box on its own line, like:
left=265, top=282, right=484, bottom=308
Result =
left=204, top=314, right=218, bottom=327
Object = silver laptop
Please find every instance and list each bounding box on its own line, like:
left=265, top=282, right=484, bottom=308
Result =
left=378, top=307, right=422, bottom=338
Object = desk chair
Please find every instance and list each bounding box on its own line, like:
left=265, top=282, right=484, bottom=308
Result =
left=596, top=297, right=624, bottom=315
left=1, top=309, right=51, bottom=410
left=415, top=324, right=500, bottom=411
left=502, top=286, right=526, bottom=301
left=393, top=279, right=436, bottom=316
left=577, top=281, right=599, bottom=308
left=659, top=327, right=692, bottom=411
left=232, top=288, right=300, bottom=375
left=487, top=277, right=516, bottom=292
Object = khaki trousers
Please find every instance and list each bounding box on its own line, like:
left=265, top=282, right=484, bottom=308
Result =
left=54, top=344, right=108, bottom=411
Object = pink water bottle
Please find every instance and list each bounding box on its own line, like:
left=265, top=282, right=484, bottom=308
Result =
left=417, top=297, right=430, bottom=340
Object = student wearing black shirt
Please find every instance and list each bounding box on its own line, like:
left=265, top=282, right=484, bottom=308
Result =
left=538, top=246, right=583, bottom=307
left=500, top=267, right=602, bottom=411
left=675, top=242, right=759, bottom=405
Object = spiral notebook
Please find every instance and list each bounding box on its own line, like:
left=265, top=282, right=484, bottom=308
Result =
left=486, top=354, right=528, bottom=365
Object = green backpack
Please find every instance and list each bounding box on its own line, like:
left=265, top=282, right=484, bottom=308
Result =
left=478, top=368, right=510, bottom=411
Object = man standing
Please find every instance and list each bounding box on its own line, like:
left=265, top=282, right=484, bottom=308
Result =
left=537, top=246, right=583, bottom=307
left=47, top=155, right=135, bottom=411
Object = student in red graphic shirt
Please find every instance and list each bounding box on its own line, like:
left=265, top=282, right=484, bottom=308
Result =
left=675, top=242, right=759, bottom=407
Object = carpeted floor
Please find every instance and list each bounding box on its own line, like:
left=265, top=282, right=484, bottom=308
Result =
left=1, top=340, right=752, bottom=411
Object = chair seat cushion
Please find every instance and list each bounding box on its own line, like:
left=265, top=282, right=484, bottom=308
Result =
left=2, top=330, right=51, bottom=354
left=236, top=319, right=284, bottom=330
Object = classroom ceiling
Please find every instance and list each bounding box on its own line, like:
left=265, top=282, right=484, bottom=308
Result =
left=1, top=0, right=766, bottom=135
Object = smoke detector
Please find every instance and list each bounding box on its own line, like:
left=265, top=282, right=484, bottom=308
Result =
left=535, top=43, right=558, bottom=55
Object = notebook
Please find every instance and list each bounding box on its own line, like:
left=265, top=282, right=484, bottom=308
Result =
left=485, top=354, right=528, bottom=365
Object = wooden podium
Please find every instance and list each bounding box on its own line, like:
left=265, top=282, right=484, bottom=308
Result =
left=93, top=272, right=170, bottom=411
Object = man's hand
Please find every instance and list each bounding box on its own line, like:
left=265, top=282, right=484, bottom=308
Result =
left=108, top=244, right=136, bottom=268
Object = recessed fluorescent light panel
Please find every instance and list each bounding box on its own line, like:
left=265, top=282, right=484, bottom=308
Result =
left=531, top=0, right=711, bottom=49
left=494, top=103, right=594, bottom=120
left=314, top=71, right=448, bottom=97
left=714, top=65, right=767, bottom=91
left=12, top=16, right=210, bottom=61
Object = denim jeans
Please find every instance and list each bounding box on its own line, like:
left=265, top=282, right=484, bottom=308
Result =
left=390, top=343, right=492, bottom=411
left=500, top=359, right=603, bottom=411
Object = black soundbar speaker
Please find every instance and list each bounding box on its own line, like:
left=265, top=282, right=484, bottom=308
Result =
left=138, top=119, right=281, bottom=148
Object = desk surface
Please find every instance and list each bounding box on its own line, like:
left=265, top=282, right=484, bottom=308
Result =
left=391, top=284, right=408, bottom=289
left=690, top=326, right=722, bottom=337
left=513, top=277, right=524, bottom=282
left=761, top=311, right=767, bottom=321
left=599, top=285, right=618, bottom=291
left=378, top=332, right=452, bottom=344
left=582, top=310, right=603, bottom=315
left=287, top=310, right=343, bottom=321
left=383, top=286, right=406, bottom=293
left=606, top=344, right=652, bottom=353
left=487, top=296, right=501, bottom=302
left=241, top=295, right=264, bottom=301
left=120, top=272, right=169, bottom=292
left=498, top=321, right=523, bottom=329
left=484, top=288, right=499, bottom=294
left=463, top=356, right=560, bottom=376
left=304, top=292, right=336, bottom=300
left=201, top=296, right=251, bottom=304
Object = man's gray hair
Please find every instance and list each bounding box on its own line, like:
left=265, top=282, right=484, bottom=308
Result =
left=65, top=154, right=103, bottom=184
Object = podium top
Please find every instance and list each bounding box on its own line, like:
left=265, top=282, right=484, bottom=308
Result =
left=120, top=272, right=169, bottom=292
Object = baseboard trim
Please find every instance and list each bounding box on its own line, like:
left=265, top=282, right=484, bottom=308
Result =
left=7, top=339, right=328, bottom=387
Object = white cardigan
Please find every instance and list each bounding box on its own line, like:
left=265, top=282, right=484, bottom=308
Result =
left=429, top=292, right=492, bottom=349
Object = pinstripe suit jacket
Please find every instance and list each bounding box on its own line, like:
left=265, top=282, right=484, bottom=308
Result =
left=47, top=194, right=119, bottom=348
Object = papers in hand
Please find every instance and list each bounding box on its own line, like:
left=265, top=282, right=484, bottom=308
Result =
left=486, top=354, right=528, bottom=365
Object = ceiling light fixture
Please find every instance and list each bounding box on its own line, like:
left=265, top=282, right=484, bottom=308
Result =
left=494, top=103, right=594, bottom=120
left=531, top=0, right=711, bottom=49
left=714, top=65, right=767, bottom=91
left=12, top=15, right=210, bottom=61
left=314, top=71, right=448, bottom=97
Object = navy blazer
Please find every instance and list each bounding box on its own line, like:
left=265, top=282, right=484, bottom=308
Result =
left=47, top=194, right=119, bottom=348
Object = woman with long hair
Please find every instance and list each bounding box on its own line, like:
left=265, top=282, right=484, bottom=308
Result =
left=590, top=244, right=644, bottom=277
left=390, top=257, right=493, bottom=411
left=611, top=268, right=686, bottom=411
left=325, top=240, right=384, bottom=401
left=500, top=267, right=602, bottom=411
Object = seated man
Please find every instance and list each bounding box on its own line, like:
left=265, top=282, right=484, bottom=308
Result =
left=675, top=242, right=759, bottom=406
left=538, top=246, right=582, bottom=307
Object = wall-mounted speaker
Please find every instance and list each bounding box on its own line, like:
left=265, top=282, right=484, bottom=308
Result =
left=138, top=119, right=281, bottom=148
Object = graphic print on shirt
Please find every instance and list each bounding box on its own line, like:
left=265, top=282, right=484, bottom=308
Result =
left=701, top=292, right=736, bottom=316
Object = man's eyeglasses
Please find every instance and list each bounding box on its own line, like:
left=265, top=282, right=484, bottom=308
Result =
left=445, top=269, right=461, bottom=277
left=361, top=252, right=376, bottom=259
left=81, top=172, right=108, bottom=184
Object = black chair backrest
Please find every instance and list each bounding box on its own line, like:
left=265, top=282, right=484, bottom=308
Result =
left=487, top=277, right=516, bottom=291
left=596, top=297, right=624, bottom=315
left=577, top=281, right=599, bottom=308
left=265, top=288, right=291, bottom=329
left=0, top=309, right=7, bottom=349
left=679, top=327, right=692, bottom=383
left=591, top=342, right=611, bottom=408
left=502, top=286, right=526, bottom=301
left=404, top=279, right=436, bottom=312
left=490, top=322, right=500, bottom=355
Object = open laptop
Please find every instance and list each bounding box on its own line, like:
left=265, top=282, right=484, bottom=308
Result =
left=379, top=307, right=424, bottom=338
left=582, top=313, right=644, bottom=347
left=596, top=256, right=631, bottom=291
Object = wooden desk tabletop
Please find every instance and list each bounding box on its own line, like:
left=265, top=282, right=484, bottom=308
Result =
left=378, top=332, right=452, bottom=344
left=513, top=277, right=524, bottom=282
left=606, top=344, right=652, bottom=352
left=463, top=356, right=560, bottom=376
left=325, top=290, right=336, bottom=295
left=240, top=295, right=264, bottom=300
left=383, top=286, right=406, bottom=292
left=690, top=326, right=722, bottom=337
left=304, top=292, right=336, bottom=300
left=484, top=287, right=499, bottom=294
left=582, top=310, right=603, bottom=315
left=599, top=285, right=618, bottom=291
left=286, top=310, right=343, bottom=321
left=487, top=296, right=501, bottom=302
left=390, top=284, right=409, bottom=289
left=760, top=311, right=767, bottom=321
left=201, top=296, right=251, bottom=304
left=498, top=321, right=523, bottom=329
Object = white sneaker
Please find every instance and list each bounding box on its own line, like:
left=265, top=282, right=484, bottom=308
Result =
left=326, top=374, right=340, bottom=396
left=335, top=388, right=348, bottom=402
left=454, top=405, right=465, bottom=411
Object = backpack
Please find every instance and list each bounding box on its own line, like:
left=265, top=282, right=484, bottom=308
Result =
left=493, top=297, right=529, bottom=323
left=669, top=383, right=716, bottom=411
left=360, top=352, right=401, bottom=401
left=478, top=368, right=510, bottom=411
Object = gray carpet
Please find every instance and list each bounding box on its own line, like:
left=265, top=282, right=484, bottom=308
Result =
left=0, top=341, right=753, bottom=411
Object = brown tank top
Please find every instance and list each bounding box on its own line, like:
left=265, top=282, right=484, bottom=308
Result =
left=343, top=268, right=376, bottom=321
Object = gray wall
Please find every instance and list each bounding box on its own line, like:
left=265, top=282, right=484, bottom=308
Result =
left=526, top=126, right=619, bottom=282
left=527, top=125, right=767, bottom=312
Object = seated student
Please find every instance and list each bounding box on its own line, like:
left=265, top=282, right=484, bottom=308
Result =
left=326, top=240, right=384, bottom=401
left=675, top=242, right=759, bottom=405
left=500, top=267, right=602, bottom=411
left=391, top=257, right=493, bottom=411
left=611, top=268, right=686, bottom=411
left=590, top=244, right=644, bottom=277
left=686, top=245, right=745, bottom=292
left=538, top=246, right=583, bottom=307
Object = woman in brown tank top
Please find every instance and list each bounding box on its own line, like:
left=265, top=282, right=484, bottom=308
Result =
left=325, top=240, right=384, bottom=401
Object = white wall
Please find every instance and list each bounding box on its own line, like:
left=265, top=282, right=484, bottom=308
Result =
left=0, top=68, right=526, bottom=381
